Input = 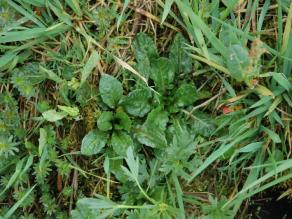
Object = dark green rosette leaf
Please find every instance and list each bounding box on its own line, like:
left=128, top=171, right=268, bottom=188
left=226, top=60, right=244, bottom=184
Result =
left=169, top=33, right=192, bottom=74
left=121, top=88, right=152, bottom=117
left=99, top=74, right=123, bottom=108
left=97, top=111, right=114, bottom=131
left=81, top=130, right=108, bottom=156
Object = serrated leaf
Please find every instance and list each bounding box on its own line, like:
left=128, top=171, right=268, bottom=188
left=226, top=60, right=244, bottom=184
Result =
left=81, top=130, right=108, bottom=156
left=99, top=74, right=123, bottom=108
left=111, top=131, right=133, bottom=156
left=121, top=89, right=152, bottom=117
left=124, top=147, right=139, bottom=179
left=97, top=111, right=113, bottom=131
left=150, top=57, right=175, bottom=93
left=174, top=83, right=198, bottom=107
left=114, top=111, right=131, bottom=131
left=42, top=109, right=67, bottom=122
left=11, top=63, right=46, bottom=98
left=169, top=33, right=192, bottom=74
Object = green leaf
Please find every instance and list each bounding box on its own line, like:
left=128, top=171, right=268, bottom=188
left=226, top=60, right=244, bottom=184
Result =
left=132, top=32, right=158, bottom=62
left=114, top=111, right=131, bottom=131
left=99, top=74, right=123, bottom=108
left=57, top=105, right=79, bottom=117
left=137, top=126, right=167, bottom=148
left=39, top=66, right=63, bottom=83
left=81, top=50, right=100, bottom=85
left=161, top=0, right=174, bottom=24
left=97, top=111, right=114, bottom=131
left=48, top=2, right=72, bottom=26
left=65, top=0, right=82, bottom=16
left=3, top=185, right=36, bottom=219
left=144, top=107, right=169, bottom=131
left=111, top=131, right=133, bottom=156
left=38, top=128, right=47, bottom=156
left=261, top=126, right=281, bottom=143
left=11, top=63, right=46, bottom=98
left=123, top=147, right=139, bottom=179
left=150, top=57, right=175, bottom=93
left=42, top=109, right=67, bottom=122
left=189, top=112, right=216, bottom=137
left=81, top=130, right=108, bottom=156
left=169, top=33, right=192, bottom=74
left=226, top=44, right=250, bottom=82
left=272, top=73, right=292, bottom=91
left=121, top=89, right=152, bottom=117
left=174, top=83, right=198, bottom=107
left=238, top=142, right=263, bottom=153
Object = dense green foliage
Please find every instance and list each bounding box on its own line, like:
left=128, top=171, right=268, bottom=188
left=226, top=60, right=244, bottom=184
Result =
left=0, top=0, right=292, bottom=218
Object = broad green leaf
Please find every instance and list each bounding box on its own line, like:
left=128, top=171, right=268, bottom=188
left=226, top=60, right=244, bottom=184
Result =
left=111, top=131, right=133, bottom=156
left=189, top=112, right=216, bottom=137
left=114, top=111, right=131, bottom=131
left=121, top=89, right=152, bottom=117
left=97, top=111, right=113, bottom=131
left=99, top=74, right=123, bottom=108
left=169, top=33, right=192, bottom=74
left=174, top=83, right=198, bottom=107
left=150, top=57, right=175, bottom=93
left=145, top=107, right=168, bottom=131
left=81, top=50, right=100, bottom=84
left=226, top=44, right=250, bottom=82
left=132, top=32, right=158, bottom=62
left=81, top=130, right=108, bottom=156
left=137, top=126, right=167, bottom=148
left=42, top=109, right=67, bottom=122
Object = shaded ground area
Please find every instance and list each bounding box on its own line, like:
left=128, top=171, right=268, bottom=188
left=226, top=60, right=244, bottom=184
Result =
left=245, top=190, right=292, bottom=219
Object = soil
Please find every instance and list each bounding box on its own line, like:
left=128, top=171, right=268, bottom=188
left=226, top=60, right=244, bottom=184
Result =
left=245, top=190, right=292, bottom=219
